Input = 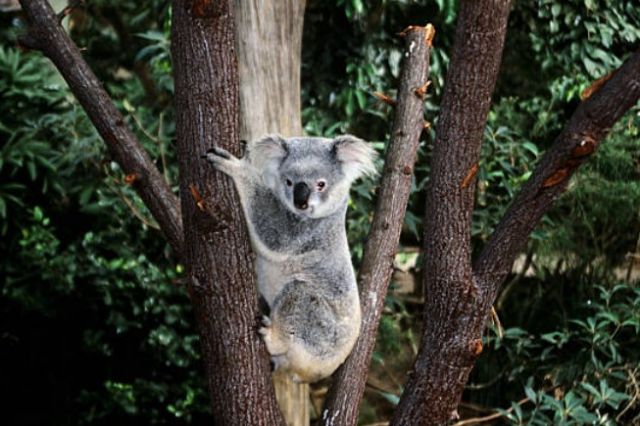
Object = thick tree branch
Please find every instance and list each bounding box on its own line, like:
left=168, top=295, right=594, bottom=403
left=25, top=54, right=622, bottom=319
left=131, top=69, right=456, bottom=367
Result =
left=473, top=50, right=640, bottom=297
left=320, top=25, right=433, bottom=426
left=392, top=1, right=512, bottom=424
left=171, top=0, right=284, bottom=424
left=17, top=0, right=183, bottom=255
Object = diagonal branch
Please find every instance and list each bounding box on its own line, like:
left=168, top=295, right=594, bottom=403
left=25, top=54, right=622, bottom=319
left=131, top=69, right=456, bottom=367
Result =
left=320, top=25, right=433, bottom=426
left=17, top=0, right=183, bottom=255
left=473, top=50, right=640, bottom=297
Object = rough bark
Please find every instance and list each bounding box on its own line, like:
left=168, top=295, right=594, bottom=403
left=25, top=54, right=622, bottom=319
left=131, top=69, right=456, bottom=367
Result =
left=233, top=2, right=309, bottom=425
left=320, top=26, right=433, bottom=426
left=171, top=1, right=284, bottom=424
left=391, top=1, right=512, bottom=424
left=473, top=49, right=640, bottom=300
left=17, top=0, right=183, bottom=255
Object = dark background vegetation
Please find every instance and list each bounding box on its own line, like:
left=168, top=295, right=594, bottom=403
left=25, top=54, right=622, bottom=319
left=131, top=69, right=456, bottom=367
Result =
left=1, top=0, right=639, bottom=424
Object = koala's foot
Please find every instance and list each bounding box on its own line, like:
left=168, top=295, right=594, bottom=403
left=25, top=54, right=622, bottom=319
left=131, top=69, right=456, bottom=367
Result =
left=203, top=146, right=242, bottom=176
left=258, top=316, right=288, bottom=357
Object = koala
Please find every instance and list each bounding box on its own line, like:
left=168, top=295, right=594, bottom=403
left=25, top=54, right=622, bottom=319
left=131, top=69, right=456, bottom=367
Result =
left=204, top=134, right=377, bottom=383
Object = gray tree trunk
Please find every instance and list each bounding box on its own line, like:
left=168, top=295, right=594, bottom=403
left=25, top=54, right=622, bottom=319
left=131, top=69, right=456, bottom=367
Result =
left=234, top=1, right=309, bottom=425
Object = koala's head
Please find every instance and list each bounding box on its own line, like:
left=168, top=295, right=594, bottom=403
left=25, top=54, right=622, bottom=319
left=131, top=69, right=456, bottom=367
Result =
left=248, top=134, right=377, bottom=219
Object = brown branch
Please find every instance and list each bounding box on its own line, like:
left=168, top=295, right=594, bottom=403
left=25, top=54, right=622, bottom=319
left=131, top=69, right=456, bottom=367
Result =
left=17, top=0, right=183, bottom=255
left=617, top=367, right=639, bottom=422
left=320, top=24, right=432, bottom=426
left=373, top=91, right=397, bottom=107
left=473, top=50, right=640, bottom=299
left=392, top=1, right=513, bottom=424
left=188, top=184, right=206, bottom=212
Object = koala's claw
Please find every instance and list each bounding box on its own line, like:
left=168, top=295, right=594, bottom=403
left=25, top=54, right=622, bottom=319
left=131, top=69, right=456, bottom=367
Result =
left=203, top=146, right=243, bottom=177
left=261, top=315, right=272, bottom=327
left=204, top=146, right=232, bottom=161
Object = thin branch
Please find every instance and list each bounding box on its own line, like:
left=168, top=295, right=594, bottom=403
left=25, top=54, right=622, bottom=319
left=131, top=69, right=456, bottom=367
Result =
left=320, top=24, right=433, bottom=426
left=373, top=91, right=397, bottom=107
left=106, top=177, right=161, bottom=231
left=17, top=0, right=183, bottom=255
left=451, top=396, right=530, bottom=426
left=473, top=50, right=640, bottom=298
left=616, top=367, right=639, bottom=422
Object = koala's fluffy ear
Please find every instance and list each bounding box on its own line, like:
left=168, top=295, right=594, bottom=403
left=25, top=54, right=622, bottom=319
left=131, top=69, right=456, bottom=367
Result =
left=248, top=134, right=288, bottom=169
left=332, top=135, right=377, bottom=181
left=248, top=134, right=288, bottom=187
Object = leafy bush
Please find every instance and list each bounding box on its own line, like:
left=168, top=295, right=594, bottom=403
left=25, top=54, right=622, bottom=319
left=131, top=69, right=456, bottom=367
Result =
left=0, top=10, right=209, bottom=425
left=476, top=283, right=640, bottom=425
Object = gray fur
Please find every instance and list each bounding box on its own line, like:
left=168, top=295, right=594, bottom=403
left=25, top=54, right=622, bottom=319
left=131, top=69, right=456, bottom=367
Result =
left=205, top=135, right=376, bottom=383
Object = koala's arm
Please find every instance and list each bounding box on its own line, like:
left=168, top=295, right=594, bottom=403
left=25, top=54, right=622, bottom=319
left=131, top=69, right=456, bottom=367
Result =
left=204, top=140, right=289, bottom=262
left=204, top=134, right=289, bottom=185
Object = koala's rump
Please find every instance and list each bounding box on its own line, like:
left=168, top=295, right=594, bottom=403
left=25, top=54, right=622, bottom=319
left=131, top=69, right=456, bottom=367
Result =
left=269, top=276, right=360, bottom=381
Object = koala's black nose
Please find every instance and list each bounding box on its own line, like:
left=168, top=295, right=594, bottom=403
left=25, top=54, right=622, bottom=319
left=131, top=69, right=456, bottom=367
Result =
left=293, top=182, right=310, bottom=210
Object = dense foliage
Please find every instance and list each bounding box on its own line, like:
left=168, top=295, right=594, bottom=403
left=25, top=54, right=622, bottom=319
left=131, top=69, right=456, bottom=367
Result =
left=1, top=0, right=638, bottom=424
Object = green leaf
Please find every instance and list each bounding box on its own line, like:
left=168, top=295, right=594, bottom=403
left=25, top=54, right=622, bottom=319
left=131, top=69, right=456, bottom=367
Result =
left=355, top=89, right=366, bottom=110
left=33, top=206, right=43, bottom=222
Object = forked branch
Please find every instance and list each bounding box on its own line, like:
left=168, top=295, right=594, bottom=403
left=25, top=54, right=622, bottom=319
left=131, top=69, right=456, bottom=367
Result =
left=321, top=25, right=433, bottom=426
left=391, top=1, right=513, bottom=424
left=473, top=49, right=640, bottom=296
left=18, top=0, right=183, bottom=255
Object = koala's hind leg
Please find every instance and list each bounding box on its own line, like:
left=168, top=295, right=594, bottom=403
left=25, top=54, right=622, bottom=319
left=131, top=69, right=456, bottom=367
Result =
left=264, top=280, right=344, bottom=382
left=258, top=315, right=289, bottom=366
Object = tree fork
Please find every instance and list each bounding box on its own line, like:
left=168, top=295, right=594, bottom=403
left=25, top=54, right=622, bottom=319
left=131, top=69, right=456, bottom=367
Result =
left=17, top=0, right=183, bottom=255
left=321, top=24, right=433, bottom=426
left=473, top=49, right=640, bottom=300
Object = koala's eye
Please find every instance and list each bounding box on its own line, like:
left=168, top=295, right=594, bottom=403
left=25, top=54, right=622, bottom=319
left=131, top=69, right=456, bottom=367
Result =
left=286, top=178, right=293, bottom=187
left=316, top=180, right=326, bottom=191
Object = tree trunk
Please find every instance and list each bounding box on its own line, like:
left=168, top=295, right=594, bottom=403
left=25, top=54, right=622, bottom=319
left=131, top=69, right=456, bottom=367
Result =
left=234, top=1, right=308, bottom=425
left=391, top=1, right=640, bottom=424
left=171, top=1, right=284, bottom=424
left=391, top=1, right=512, bottom=424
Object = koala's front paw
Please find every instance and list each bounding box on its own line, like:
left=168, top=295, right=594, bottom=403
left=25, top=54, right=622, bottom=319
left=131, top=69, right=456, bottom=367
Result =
left=203, top=146, right=241, bottom=176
